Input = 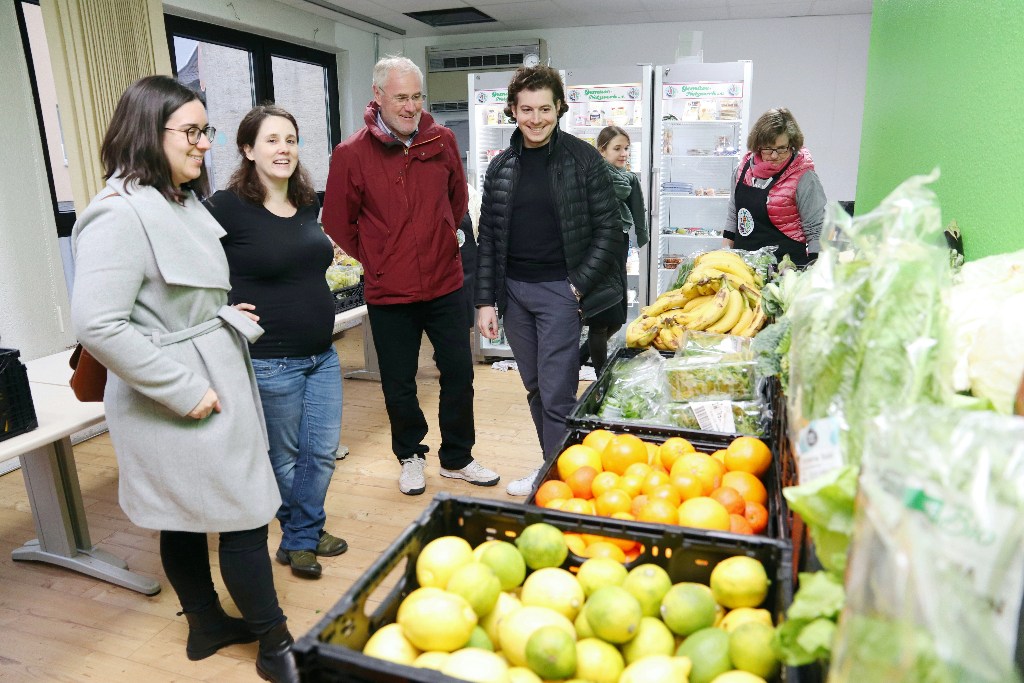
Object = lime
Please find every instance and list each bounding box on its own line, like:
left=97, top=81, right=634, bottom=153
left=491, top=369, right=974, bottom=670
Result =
left=620, top=616, right=676, bottom=664
left=515, top=523, right=568, bottom=570
left=507, top=666, right=543, bottom=683
left=619, top=654, right=692, bottom=683
left=525, top=625, right=577, bottom=680
left=520, top=567, right=585, bottom=621
left=660, top=582, right=718, bottom=636
left=481, top=591, right=522, bottom=648
left=575, top=637, right=625, bottom=683
left=440, top=647, right=511, bottom=683
left=416, top=536, right=475, bottom=589
left=412, top=650, right=449, bottom=669
left=362, top=623, right=420, bottom=665
left=473, top=539, right=501, bottom=561
left=576, top=557, right=628, bottom=597
left=574, top=609, right=596, bottom=639
left=728, top=621, right=780, bottom=679
left=621, top=563, right=673, bottom=617
left=710, top=556, right=769, bottom=609
left=397, top=590, right=477, bottom=652
left=480, top=541, right=528, bottom=590
left=675, top=626, right=732, bottom=683
left=719, top=607, right=774, bottom=633
left=466, top=624, right=494, bottom=651
left=447, top=562, right=502, bottom=617
left=498, top=605, right=576, bottom=668
left=583, top=585, right=642, bottom=644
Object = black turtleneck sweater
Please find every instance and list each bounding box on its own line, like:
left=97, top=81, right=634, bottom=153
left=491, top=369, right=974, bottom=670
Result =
left=506, top=143, right=567, bottom=282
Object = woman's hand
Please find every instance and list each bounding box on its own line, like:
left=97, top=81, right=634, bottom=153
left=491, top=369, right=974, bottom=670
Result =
left=187, top=388, right=221, bottom=419
left=723, top=238, right=734, bottom=249
left=233, top=302, right=260, bottom=323
left=477, top=306, right=499, bottom=340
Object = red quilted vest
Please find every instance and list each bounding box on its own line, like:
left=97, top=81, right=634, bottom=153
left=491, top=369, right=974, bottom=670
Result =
left=736, top=148, right=815, bottom=243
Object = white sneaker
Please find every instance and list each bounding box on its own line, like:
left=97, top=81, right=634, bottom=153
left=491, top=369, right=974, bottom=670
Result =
left=440, top=459, right=500, bottom=487
left=336, top=444, right=349, bottom=461
left=399, top=457, right=426, bottom=495
left=506, top=468, right=541, bottom=497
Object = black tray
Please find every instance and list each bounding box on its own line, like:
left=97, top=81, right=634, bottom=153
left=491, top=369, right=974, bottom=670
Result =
left=333, top=278, right=365, bottom=314
left=0, top=348, right=37, bottom=443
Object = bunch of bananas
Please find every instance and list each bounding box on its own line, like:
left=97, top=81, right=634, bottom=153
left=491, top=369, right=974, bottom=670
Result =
left=626, top=250, right=767, bottom=350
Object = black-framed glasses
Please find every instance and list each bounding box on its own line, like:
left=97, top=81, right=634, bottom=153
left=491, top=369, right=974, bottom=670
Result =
left=165, top=125, right=217, bottom=145
left=758, top=145, right=792, bottom=158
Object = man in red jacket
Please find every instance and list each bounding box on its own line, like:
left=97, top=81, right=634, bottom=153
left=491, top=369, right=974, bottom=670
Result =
left=322, top=55, right=499, bottom=496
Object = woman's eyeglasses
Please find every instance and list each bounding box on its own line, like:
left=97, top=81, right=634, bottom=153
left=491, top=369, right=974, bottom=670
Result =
left=758, top=146, right=792, bottom=158
left=165, top=125, right=217, bottom=145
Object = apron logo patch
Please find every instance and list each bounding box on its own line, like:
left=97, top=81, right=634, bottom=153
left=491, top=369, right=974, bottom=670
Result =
left=738, top=208, right=755, bottom=237
left=456, top=228, right=466, bottom=247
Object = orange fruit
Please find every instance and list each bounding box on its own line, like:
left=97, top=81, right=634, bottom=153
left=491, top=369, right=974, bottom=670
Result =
left=582, top=533, right=636, bottom=553
left=601, top=434, right=649, bottom=475
left=536, top=479, right=573, bottom=508
left=583, top=541, right=627, bottom=562
left=624, top=546, right=642, bottom=563
left=645, top=442, right=660, bottom=465
left=729, top=514, right=755, bottom=535
left=677, top=497, right=731, bottom=531
left=724, top=437, right=772, bottom=477
left=595, top=489, right=633, bottom=517
left=641, top=470, right=672, bottom=496
left=566, top=466, right=599, bottom=500
left=671, top=453, right=724, bottom=496
left=743, top=501, right=769, bottom=534
left=658, top=437, right=696, bottom=471
left=637, top=499, right=679, bottom=526
left=722, top=471, right=768, bottom=506
left=565, top=533, right=588, bottom=556
left=611, top=511, right=635, bottom=522
left=557, top=444, right=603, bottom=480
left=669, top=471, right=704, bottom=501
left=562, top=497, right=596, bottom=516
left=647, top=484, right=682, bottom=508
left=618, top=473, right=645, bottom=498
left=591, top=471, right=621, bottom=498
left=547, top=498, right=568, bottom=510
left=624, top=462, right=653, bottom=479
left=630, top=494, right=648, bottom=517
left=710, top=449, right=729, bottom=465
left=582, top=429, right=616, bottom=454
left=710, top=486, right=746, bottom=515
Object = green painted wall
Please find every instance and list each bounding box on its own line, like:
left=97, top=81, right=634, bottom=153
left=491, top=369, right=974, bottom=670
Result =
left=855, top=0, right=1024, bottom=260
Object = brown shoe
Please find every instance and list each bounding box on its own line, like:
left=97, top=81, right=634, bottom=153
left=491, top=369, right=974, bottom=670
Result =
left=316, top=531, right=348, bottom=557
left=275, top=548, right=322, bottom=578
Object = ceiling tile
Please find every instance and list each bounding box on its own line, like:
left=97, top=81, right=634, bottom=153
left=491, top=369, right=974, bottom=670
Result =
left=810, top=0, right=872, bottom=14
left=372, top=0, right=476, bottom=11
left=479, top=1, right=565, bottom=21
left=639, top=0, right=722, bottom=9
left=729, top=0, right=814, bottom=20
left=641, top=6, right=731, bottom=21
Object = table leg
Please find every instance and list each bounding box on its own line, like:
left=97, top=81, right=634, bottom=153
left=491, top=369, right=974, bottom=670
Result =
left=344, top=314, right=381, bottom=382
left=11, top=437, right=161, bottom=595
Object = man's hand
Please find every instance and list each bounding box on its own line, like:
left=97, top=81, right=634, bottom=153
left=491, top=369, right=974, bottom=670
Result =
left=477, top=306, right=499, bottom=340
left=187, top=388, right=222, bottom=420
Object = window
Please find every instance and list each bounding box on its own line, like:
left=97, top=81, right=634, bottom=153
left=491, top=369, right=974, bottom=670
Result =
left=165, top=15, right=341, bottom=195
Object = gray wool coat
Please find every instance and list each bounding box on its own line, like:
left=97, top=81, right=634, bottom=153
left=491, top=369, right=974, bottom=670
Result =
left=70, top=176, right=281, bottom=532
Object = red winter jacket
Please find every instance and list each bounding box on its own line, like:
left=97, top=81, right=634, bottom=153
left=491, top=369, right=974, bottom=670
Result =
left=322, top=102, right=468, bottom=305
left=736, top=148, right=815, bottom=243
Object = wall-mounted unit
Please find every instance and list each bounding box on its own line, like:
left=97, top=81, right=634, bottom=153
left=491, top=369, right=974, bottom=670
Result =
left=426, top=41, right=545, bottom=116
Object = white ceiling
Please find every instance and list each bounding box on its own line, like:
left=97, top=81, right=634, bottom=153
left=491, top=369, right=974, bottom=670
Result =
left=294, top=0, right=872, bottom=38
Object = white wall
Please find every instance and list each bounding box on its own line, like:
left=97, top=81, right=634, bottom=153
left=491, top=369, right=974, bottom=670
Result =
left=388, top=13, right=871, bottom=202
left=0, top=1, right=73, bottom=359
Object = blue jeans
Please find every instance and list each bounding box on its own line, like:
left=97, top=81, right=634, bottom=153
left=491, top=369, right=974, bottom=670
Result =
left=251, top=347, right=342, bottom=552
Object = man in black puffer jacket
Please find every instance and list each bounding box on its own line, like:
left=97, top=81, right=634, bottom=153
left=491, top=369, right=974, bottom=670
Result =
left=476, top=65, right=624, bottom=496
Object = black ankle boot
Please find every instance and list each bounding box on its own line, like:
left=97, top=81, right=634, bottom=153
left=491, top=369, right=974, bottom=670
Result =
left=256, top=621, right=299, bottom=683
left=182, top=601, right=257, bottom=661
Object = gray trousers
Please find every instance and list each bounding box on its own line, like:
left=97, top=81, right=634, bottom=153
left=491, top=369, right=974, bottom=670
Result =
left=503, top=278, right=582, bottom=462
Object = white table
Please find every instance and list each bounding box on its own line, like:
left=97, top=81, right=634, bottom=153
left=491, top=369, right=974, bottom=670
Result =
left=0, top=351, right=160, bottom=595
left=333, top=305, right=381, bottom=382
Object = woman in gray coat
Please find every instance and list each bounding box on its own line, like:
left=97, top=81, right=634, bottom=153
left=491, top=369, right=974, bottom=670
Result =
left=70, top=76, right=296, bottom=683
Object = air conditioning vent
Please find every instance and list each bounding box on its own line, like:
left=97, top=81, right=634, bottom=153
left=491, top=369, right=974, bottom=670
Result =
left=430, top=100, right=469, bottom=113
left=426, top=41, right=544, bottom=73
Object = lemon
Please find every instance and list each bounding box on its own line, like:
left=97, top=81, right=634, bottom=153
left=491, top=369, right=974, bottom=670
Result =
left=507, top=667, right=543, bottom=683
left=481, top=591, right=522, bottom=648
left=710, top=672, right=768, bottom=683
left=525, top=625, right=577, bottom=680
left=675, top=626, right=732, bottom=683
left=621, top=563, right=673, bottom=617
left=520, top=567, right=585, bottom=621
left=515, top=523, right=569, bottom=570
left=473, top=539, right=501, bottom=561
left=448, top=562, right=502, bottom=617
left=412, top=650, right=450, bottom=669
left=440, top=647, right=511, bottom=683
left=498, top=605, right=576, bottom=668
left=480, top=541, right=528, bottom=590
left=728, top=622, right=779, bottom=679
left=660, top=582, right=718, bottom=636
left=362, top=623, right=420, bottom=665
left=719, top=607, right=774, bottom=633
left=417, top=536, right=475, bottom=589
left=619, top=654, right=693, bottom=683
left=582, top=585, right=642, bottom=644
left=620, top=616, right=676, bottom=664
left=467, top=624, right=495, bottom=651
left=397, top=589, right=477, bottom=652
left=397, top=586, right=447, bottom=624
left=575, top=637, right=625, bottom=683
left=710, top=556, right=769, bottom=609
left=576, top=557, right=628, bottom=596
left=574, top=609, right=596, bottom=639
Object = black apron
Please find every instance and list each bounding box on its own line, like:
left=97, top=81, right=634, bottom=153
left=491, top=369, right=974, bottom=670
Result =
left=732, top=154, right=811, bottom=266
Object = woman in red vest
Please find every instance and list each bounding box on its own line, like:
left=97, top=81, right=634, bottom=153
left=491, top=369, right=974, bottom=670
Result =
left=723, top=108, right=826, bottom=266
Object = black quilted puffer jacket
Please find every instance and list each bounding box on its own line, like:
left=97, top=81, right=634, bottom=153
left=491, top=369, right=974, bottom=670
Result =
left=475, top=126, right=625, bottom=318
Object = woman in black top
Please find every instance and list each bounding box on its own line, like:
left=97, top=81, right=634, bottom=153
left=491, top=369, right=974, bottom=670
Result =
left=205, top=105, right=346, bottom=580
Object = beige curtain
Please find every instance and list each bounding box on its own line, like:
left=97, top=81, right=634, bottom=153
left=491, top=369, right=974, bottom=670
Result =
left=41, top=0, right=172, bottom=213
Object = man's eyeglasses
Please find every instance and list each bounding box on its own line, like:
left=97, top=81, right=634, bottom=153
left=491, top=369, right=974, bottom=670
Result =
left=758, top=146, right=792, bottom=158
left=381, top=89, right=426, bottom=105
left=165, top=125, right=217, bottom=145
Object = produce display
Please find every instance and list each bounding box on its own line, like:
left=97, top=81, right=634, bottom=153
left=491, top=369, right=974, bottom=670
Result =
left=665, top=401, right=763, bottom=436
left=625, top=250, right=769, bottom=350
left=360, top=522, right=781, bottom=683
left=665, top=356, right=758, bottom=402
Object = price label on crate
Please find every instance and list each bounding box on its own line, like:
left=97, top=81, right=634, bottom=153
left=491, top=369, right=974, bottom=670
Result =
left=795, top=417, right=843, bottom=483
left=690, top=401, right=735, bottom=433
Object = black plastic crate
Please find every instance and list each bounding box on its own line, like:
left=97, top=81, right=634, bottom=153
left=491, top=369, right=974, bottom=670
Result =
left=0, top=348, right=37, bottom=443
left=293, top=493, right=794, bottom=683
left=528, top=427, right=790, bottom=543
left=333, top=278, right=365, bottom=314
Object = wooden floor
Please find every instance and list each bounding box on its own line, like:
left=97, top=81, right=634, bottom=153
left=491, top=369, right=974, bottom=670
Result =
left=0, top=328, right=587, bottom=681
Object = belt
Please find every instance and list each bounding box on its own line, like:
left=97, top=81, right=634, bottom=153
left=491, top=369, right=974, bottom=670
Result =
left=150, top=305, right=265, bottom=347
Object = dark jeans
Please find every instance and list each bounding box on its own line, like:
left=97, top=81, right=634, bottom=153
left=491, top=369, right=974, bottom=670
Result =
left=503, top=278, right=582, bottom=462
left=367, top=290, right=475, bottom=469
left=160, top=526, right=285, bottom=636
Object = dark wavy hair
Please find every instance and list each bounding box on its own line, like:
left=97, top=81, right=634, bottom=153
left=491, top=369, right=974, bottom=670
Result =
left=100, top=75, right=209, bottom=203
left=747, top=107, right=805, bottom=153
left=597, top=125, right=630, bottom=152
left=226, top=105, right=317, bottom=208
left=503, top=65, right=569, bottom=121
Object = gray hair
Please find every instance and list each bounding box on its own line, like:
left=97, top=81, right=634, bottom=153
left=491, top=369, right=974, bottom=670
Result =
left=372, top=55, right=423, bottom=91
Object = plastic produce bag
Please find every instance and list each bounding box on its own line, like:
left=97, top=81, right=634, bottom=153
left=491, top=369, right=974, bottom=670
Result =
left=829, top=407, right=1024, bottom=683
left=661, top=399, right=767, bottom=435
left=594, top=350, right=669, bottom=422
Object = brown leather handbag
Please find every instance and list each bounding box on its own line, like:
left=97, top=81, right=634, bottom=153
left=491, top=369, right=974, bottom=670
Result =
left=69, top=344, right=107, bottom=402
